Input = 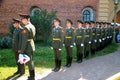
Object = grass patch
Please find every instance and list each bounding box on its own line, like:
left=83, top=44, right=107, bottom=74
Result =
left=0, top=43, right=119, bottom=80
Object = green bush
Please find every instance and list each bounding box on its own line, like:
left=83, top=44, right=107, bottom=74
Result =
left=8, top=22, right=15, bottom=36
left=30, top=9, right=57, bottom=45
left=0, top=36, right=12, bottom=49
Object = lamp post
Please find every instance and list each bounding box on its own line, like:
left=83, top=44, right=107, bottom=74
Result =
left=113, top=0, right=119, bottom=43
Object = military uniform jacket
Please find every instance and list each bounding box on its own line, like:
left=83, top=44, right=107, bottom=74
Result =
left=12, top=27, right=21, bottom=52
left=96, top=27, right=101, bottom=41
left=52, top=26, right=64, bottom=49
left=84, top=28, right=91, bottom=43
left=92, top=27, right=97, bottom=40
left=101, top=27, right=106, bottom=40
left=75, top=28, right=85, bottom=45
left=20, top=22, right=36, bottom=54
left=64, top=27, right=75, bottom=46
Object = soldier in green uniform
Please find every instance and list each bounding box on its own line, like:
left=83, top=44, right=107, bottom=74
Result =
left=64, top=19, right=75, bottom=67
left=100, top=22, right=105, bottom=49
left=52, top=18, right=64, bottom=72
left=108, top=22, right=113, bottom=43
left=90, top=21, right=97, bottom=55
left=104, top=22, right=109, bottom=46
left=84, top=21, right=92, bottom=58
left=75, top=20, right=85, bottom=63
left=12, top=18, right=25, bottom=76
left=96, top=22, right=102, bottom=51
left=19, top=14, right=36, bottom=80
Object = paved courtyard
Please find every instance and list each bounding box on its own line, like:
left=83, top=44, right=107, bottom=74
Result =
left=16, top=44, right=120, bottom=80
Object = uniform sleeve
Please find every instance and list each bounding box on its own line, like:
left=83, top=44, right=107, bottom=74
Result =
left=72, top=28, right=75, bottom=44
left=18, top=29, right=22, bottom=50
left=60, top=28, right=64, bottom=44
left=20, top=28, right=29, bottom=53
left=90, top=28, right=92, bottom=41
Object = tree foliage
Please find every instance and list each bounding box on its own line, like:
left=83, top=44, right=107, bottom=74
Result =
left=30, top=9, right=57, bottom=45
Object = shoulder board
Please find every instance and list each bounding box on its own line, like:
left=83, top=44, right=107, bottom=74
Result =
left=22, top=29, right=27, bottom=34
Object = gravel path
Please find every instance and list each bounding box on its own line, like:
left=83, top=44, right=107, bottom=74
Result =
left=17, top=45, right=120, bottom=80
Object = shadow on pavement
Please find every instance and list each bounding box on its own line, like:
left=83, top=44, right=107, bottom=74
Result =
left=6, top=73, right=23, bottom=80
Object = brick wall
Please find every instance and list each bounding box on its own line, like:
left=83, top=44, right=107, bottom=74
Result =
left=0, top=0, right=98, bottom=35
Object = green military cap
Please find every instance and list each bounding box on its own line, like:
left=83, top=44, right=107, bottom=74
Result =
left=77, top=20, right=83, bottom=24
left=90, top=21, right=95, bottom=23
left=53, top=18, right=61, bottom=23
left=19, top=13, right=30, bottom=19
left=12, top=18, right=21, bottom=23
left=85, top=21, right=90, bottom=24
left=107, top=22, right=111, bottom=24
left=96, top=21, right=100, bottom=24
left=66, top=19, right=73, bottom=24
left=100, top=22, right=104, bottom=24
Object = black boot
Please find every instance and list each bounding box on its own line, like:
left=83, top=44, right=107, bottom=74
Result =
left=76, top=53, right=80, bottom=63
left=77, top=54, right=83, bottom=63
left=64, top=57, right=69, bottom=67
left=27, top=70, right=35, bottom=80
left=13, top=63, right=20, bottom=75
left=52, top=59, right=58, bottom=72
left=66, top=57, right=72, bottom=68
left=84, top=51, right=89, bottom=59
left=54, top=60, right=61, bottom=72
left=19, top=64, right=25, bottom=76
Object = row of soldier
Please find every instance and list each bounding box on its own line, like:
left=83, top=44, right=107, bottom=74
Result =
left=51, top=18, right=114, bottom=72
left=11, top=14, right=115, bottom=79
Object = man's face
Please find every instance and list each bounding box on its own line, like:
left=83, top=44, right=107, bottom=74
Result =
left=53, top=21, right=59, bottom=27
left=86, top=23, right=90, bottom=28
left=21, top=18, right=28, bottom=25
left=13, top=22, right=19, bottom=28
left=66, top=22, right=71, bottom=27
left=78, top=23, right=82, bottom=28
left=91, top=23, right=94, bottom=27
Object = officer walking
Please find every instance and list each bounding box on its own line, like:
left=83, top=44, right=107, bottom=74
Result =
left=12, top=18, right=25, bottom=76
left=19, top=14, right=36, bottom=80
left=64, top=19, right=75, bottom=67
left=75, top=20, right=85, bottom=63
left=52, top=18, right=64, bottom=72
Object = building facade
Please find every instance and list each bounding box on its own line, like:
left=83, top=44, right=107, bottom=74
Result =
left=0, top=0, right=120, bottom=35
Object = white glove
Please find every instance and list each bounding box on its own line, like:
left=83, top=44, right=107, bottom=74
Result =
left=102, top=38, right=105, bottom=40
left=59, top=49, right=62, bottom=51
left=94, top=40, right=97, bottom=42
left=89, top=41, right=91, bottom=44
left=70, top=45, right=73, bottom=47
left=63, top=44, right=65, bottom=46
left=51, top=47, right=53, bottom=49
left=81, top=43, right=84, bottom=47
left=18, top=54, right=30, bottom=64
left=99, top=39, right=102, bottom=42
left=74, top=43, right=76, bottom=46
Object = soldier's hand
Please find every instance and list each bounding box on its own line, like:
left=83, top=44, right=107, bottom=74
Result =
left=18, top=50, right=21, bottom=54
left=73, top=43, right=76, bottom=46
left=81, top=43, right=84, bottom=47
left=94, top=40, right=97, bottom=43
left=89, top=41, right=91, bottom=44
left=63, top=44, right=65, bottom=46
left=51, top=47, right=53, bottom=49
left=70, top=45, right=73, bottom=47
left=59, top=49, right=62, bottom=51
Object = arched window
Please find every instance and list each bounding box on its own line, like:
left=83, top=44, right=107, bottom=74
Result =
left=82, top=7, right=94, bottom=21
left=30, top=7, right=41, bottom=16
